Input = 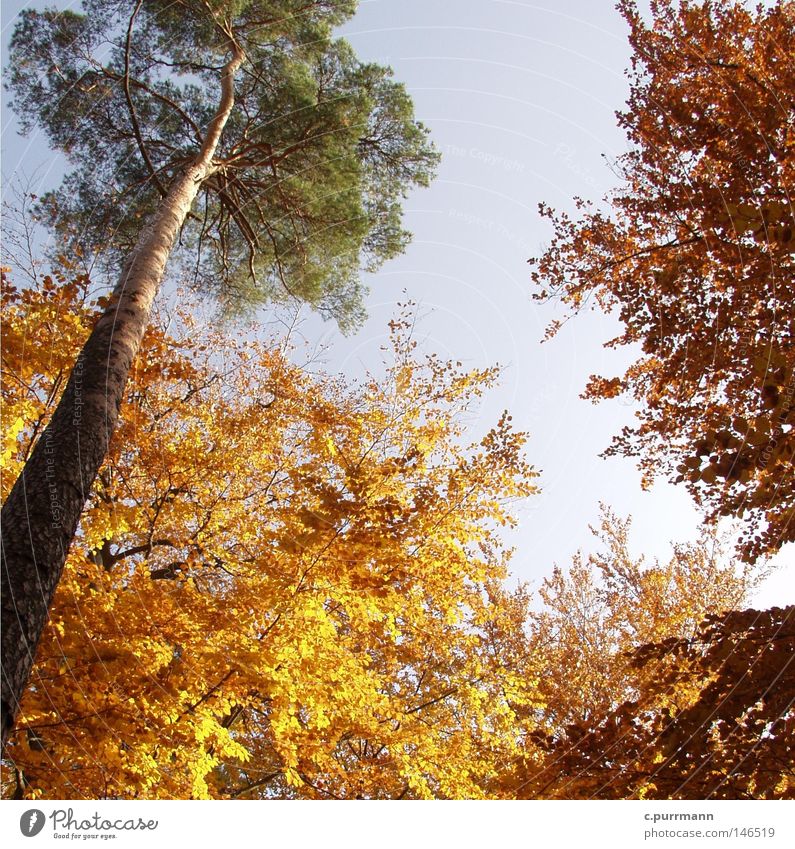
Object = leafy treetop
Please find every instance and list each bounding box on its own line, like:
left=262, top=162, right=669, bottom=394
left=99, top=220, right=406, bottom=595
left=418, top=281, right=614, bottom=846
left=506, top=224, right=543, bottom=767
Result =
left=1, top=266, right=536, bottom=799
left=530, top=0, right=795, bottom=560
left=8, top=0, right=439, bottom=329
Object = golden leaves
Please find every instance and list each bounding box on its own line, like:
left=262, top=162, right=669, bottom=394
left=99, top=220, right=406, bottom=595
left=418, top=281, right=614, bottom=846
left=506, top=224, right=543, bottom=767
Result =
left=3, top=272, right=537, bottom=800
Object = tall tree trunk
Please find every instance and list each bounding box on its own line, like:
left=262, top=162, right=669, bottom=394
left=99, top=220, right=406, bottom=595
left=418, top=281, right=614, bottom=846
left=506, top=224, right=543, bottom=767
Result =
left=1, top=44, right=244, bottom=751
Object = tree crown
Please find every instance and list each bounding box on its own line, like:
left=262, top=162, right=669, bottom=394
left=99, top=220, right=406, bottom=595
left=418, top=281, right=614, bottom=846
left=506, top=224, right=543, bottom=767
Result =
left=8, top=0, right=439, bottom=330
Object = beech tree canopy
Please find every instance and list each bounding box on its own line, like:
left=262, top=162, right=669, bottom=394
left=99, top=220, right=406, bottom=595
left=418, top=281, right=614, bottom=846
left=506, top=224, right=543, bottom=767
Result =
left=531, top=0, right=795, bottom=561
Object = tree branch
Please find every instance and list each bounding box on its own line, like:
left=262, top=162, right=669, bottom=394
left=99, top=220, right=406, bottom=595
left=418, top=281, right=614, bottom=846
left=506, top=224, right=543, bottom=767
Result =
left=123, top=0, right=167, bottom=198
left=228, top=771, right=282, bottom=799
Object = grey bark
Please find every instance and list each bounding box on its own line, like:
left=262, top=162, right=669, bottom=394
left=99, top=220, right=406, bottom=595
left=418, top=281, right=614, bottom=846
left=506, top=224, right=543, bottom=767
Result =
left=1, top=43, right=244, bottom=751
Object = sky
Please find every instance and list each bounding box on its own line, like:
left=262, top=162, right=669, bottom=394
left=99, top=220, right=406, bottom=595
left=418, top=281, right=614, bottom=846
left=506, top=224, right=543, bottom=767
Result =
left=1, top=0, right=792, bottom=606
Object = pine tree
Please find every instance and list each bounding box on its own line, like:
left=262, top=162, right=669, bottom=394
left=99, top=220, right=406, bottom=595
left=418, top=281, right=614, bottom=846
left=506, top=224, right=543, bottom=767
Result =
left=1, top=0, right=438, bottom=748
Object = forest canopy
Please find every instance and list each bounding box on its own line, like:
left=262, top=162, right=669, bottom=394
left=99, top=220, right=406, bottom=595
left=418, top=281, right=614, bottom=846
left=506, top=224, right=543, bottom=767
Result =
left=2, top=267, right=789, bottom=799
left=1, top=0, right=794, bottom=803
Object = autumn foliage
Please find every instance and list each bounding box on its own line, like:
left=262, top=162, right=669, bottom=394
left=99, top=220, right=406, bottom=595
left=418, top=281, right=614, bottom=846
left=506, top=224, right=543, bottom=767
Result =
left=524, top=508, right=752, bottom=733
left=515, top=606, right=795, bottom=800
left=531, top=0, right=795, bottom=561
left=4, top=0, right=795, bottom=802
left=2, top=269, right=538, bottom=799
left=497, top=511, right=795, bottom=800
left=3, top=266, right=793, bottom=798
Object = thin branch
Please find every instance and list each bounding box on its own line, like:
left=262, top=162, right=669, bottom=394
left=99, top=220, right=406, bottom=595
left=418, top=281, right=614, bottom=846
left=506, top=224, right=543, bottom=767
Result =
left=404, top=687, right=457, bottom=715
left=182, top=669, right=237, bottom=717
left=107, top=537, right=177, bottom=566
left=228, top=771, right=282, bottom=799
left=123, top=0, right=167, bottom=198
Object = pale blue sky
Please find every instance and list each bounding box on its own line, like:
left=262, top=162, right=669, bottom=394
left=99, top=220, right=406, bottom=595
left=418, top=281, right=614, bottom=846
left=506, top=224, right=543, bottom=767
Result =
left=2, top=0, right=792, bottom=605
